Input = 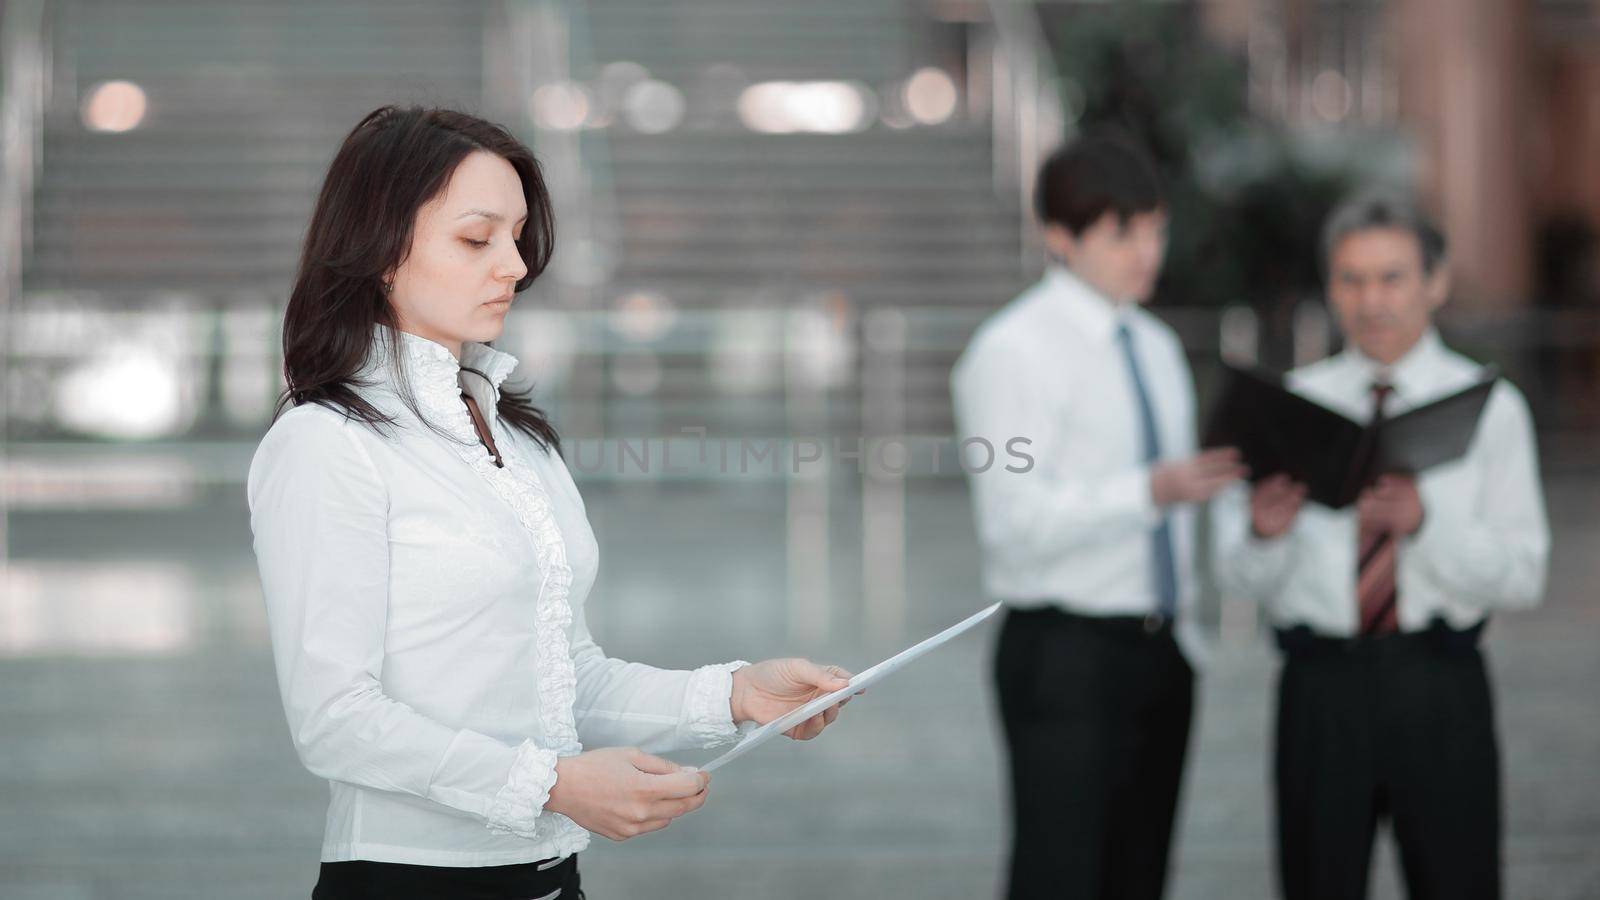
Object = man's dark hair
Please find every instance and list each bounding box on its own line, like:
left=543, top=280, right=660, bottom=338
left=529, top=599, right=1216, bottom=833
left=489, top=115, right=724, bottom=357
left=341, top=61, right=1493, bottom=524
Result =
left=1033, top=129, right=1165, bottom=235
left=1321, top=187, right=1448, bottom=275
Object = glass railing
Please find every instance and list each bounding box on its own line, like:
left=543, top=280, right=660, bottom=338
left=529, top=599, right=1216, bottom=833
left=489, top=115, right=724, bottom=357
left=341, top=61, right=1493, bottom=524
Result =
left=4, top=297, right=1596, bottom=464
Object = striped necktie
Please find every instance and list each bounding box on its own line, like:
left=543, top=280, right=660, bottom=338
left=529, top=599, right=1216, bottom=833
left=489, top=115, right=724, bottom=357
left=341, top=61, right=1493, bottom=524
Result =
left=1115, top=323, right=1179, bottom=619
left=1356, top=381, right=1399, bottom=634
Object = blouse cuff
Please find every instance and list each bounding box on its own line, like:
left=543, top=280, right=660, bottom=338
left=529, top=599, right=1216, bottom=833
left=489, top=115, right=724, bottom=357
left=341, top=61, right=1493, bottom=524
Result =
left=485, top=739, right=560, bottom=840
left=682, top=660, right=751, bottom=749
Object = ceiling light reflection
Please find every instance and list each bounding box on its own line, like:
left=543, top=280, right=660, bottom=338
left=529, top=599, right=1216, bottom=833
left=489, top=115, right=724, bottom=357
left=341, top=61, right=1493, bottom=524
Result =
left=82, top=80, right=148, bottom=132
left=738, top=81, right=875, bottom=134
left=903, top=68, right=958, bottom=125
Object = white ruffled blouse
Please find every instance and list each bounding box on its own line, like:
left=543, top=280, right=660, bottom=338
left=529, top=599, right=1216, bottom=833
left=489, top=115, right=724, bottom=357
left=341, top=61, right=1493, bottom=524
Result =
left=247, top=325, right=747, bottom=867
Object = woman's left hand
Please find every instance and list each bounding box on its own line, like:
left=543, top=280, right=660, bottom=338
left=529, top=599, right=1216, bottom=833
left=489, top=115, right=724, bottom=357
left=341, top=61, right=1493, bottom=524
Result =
left=729, top=658, right=856, bottom=740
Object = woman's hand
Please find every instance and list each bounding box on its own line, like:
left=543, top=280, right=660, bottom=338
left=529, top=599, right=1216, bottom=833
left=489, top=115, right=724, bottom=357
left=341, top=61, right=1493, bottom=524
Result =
left=544, top=747, right=710, bottom=841
left=730, top=658, right=855, bottom=740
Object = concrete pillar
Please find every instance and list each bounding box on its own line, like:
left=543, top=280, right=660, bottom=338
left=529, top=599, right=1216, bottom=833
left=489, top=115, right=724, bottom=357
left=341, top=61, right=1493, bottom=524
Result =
left=1395, top=0, right=1534, bottom=310
left=1541, top=50, right=1600, bottom=231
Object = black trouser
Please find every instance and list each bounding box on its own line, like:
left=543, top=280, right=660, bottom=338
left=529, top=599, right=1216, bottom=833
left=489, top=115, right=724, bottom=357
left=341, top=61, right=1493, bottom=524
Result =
left=312, top=854, right=581, bottom=899
left=1274, top=622, right=1500, bottom=900
left=995, top=605, right=1195, bottom=900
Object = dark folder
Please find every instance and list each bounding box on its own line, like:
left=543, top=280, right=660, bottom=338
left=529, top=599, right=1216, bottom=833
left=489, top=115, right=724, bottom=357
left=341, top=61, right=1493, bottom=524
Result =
left=1203, top=362, right=1497, bottom=509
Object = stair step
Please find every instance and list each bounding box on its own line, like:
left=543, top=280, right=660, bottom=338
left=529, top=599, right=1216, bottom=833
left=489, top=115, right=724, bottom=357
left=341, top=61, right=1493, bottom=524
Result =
left=24, top=0, right=1025, bottom=347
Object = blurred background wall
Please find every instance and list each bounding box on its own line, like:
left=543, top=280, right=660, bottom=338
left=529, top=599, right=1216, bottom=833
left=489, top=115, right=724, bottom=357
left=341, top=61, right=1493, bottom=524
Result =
left=1, top=1, right=1596, bottom=898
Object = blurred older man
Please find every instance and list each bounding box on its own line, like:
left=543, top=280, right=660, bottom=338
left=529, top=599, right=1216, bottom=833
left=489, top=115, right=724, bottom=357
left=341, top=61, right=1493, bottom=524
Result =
left=1212, top=190, right=1550, bottom=900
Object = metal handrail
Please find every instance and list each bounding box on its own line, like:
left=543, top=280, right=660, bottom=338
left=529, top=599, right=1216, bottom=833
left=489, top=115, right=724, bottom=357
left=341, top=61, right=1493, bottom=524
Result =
left=0, top=0, right=52, bottom=569
left=490, top=0, right=621, bottom=437
left=486, top=1, right=621, bottom=294
left=981, top=0, right=1064, bottom=273
left=0, top=0, right=48, bottom=304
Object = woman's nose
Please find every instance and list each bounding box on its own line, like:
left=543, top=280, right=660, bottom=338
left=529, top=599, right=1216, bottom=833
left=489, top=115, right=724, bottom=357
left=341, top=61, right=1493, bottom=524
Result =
left=499, top=247, right=528, bottom=281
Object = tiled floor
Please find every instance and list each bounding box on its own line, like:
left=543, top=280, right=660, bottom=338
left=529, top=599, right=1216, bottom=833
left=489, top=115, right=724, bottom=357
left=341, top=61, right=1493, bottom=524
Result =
left=2, top=472, right=1596, bottom=899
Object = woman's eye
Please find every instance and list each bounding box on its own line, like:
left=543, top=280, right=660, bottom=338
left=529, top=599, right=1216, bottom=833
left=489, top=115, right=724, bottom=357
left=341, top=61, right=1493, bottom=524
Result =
left=463, top=238, right=490, bottom=249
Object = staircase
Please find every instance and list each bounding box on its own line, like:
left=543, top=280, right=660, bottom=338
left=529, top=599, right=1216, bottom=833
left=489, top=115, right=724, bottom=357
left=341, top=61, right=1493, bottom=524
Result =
left=572, top=0, right=1029, bottom=438
left=24, top=0, right=487, bottom=294
left=18, top=0, right=1035, bottom=442
left=585, top=0, right=916, bottom=87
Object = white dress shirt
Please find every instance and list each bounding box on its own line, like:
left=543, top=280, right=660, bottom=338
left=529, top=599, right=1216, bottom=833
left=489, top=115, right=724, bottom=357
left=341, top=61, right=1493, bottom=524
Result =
left=1211, top=328, right=1550, bottom=635
left=951, top=265, right=1206, bottom=664
left=248, top=324, right=747, bottom=867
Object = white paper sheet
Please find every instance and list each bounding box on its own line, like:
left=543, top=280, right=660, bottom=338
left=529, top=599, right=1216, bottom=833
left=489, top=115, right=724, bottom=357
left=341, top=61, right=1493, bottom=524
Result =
left=700, top=602, right=1002, bottom=773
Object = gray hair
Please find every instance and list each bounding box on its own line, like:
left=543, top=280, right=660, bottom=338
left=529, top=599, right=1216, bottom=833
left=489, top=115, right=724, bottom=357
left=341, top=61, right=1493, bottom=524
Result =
left=1321, top=188, right=1447, bottom=274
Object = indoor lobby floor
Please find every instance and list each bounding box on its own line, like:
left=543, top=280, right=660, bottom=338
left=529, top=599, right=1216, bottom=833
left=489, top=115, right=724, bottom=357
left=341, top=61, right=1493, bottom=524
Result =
left=3, top=472, right=1596, bottom=899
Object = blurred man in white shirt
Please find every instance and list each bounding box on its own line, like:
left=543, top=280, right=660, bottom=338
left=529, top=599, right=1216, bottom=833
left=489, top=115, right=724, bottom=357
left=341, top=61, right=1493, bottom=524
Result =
left=1212, top=190, right=1550, bottom=900
left=953, top=130, right=1243, bottom=900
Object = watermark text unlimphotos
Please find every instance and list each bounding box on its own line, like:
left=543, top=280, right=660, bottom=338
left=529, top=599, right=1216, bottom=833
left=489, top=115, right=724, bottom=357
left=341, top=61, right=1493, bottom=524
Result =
left=559, top=428, right=1035, bottom=477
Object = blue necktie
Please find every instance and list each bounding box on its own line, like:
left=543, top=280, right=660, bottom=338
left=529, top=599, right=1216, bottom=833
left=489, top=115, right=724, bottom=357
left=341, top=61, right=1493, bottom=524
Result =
left=1115, top=323, right=1179, bottom=619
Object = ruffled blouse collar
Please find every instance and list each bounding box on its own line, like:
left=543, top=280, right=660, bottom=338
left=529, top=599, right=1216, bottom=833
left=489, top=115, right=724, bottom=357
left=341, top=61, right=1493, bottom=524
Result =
left=355, top=324, right=520, bottom=429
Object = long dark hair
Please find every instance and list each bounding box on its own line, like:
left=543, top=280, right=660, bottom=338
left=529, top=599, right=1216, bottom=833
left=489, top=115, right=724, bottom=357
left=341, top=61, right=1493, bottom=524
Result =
left=273, top=105, right=561, bottom=453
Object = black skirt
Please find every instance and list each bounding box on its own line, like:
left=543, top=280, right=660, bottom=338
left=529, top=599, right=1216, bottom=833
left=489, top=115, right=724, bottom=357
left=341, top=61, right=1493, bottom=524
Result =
left=312, top=854, right=581, bottom=899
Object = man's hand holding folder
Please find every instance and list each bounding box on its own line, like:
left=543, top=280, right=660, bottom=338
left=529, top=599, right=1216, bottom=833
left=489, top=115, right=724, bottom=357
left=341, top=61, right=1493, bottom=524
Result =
left=1252, top=471, right=1425, bottom=540
left=1355, top=474, right=1424, bottom=537
left=1250, top=473, right=1308, bottom=538
left=1153, top=448, right=1248, bottom=506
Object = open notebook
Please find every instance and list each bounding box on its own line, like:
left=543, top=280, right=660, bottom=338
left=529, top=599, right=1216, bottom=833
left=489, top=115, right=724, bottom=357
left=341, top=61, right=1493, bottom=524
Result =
left=1203, top=362, right=1497, bottom=509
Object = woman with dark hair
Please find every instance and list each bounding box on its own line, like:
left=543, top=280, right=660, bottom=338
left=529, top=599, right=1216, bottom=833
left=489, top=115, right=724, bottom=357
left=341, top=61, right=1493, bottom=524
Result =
left=247, top=106, right=852, bottom=899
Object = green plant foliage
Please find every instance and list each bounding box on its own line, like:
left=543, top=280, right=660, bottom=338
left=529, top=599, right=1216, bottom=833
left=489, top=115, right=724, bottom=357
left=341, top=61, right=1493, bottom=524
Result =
left=1043, top=2, right=1388, bottom=314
